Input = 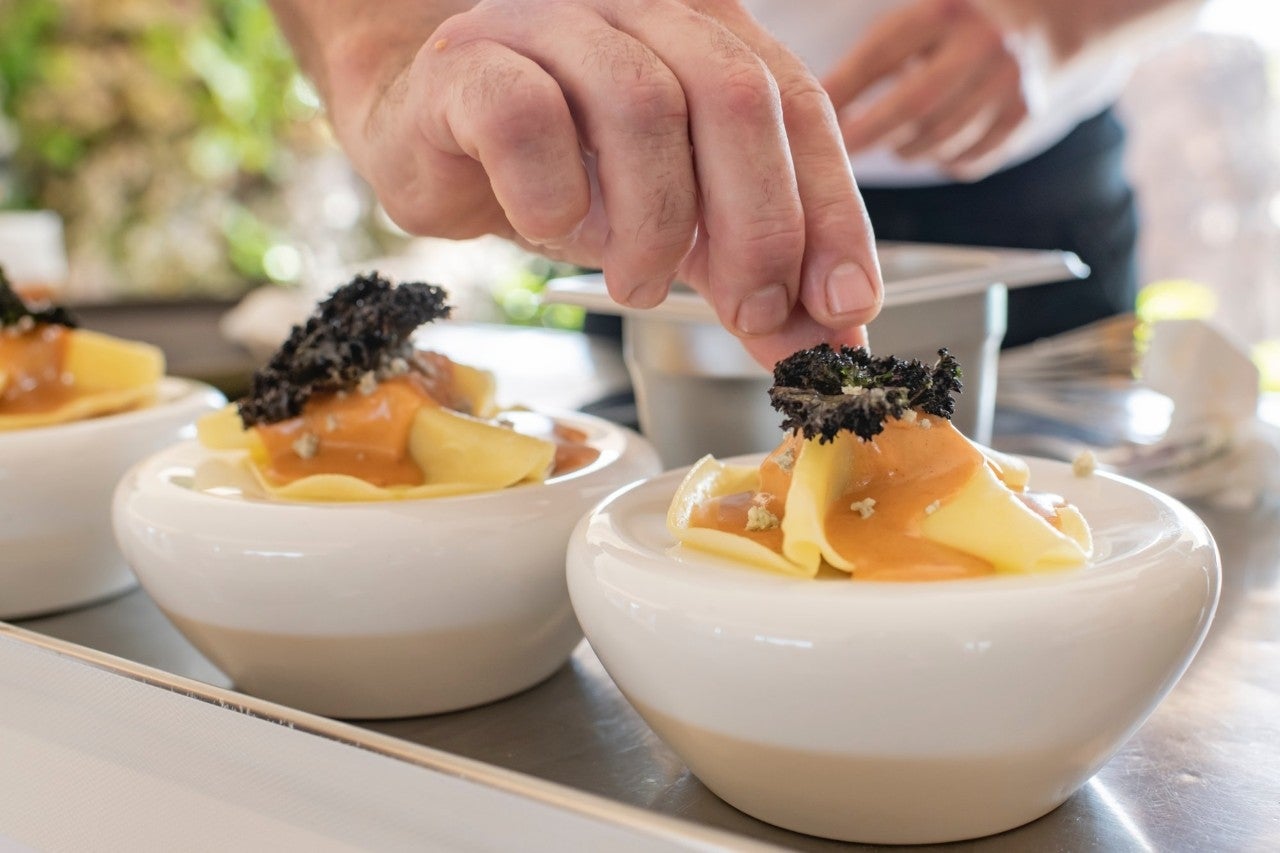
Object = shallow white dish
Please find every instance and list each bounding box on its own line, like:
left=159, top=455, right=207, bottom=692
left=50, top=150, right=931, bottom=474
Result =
left=0, top=377, right=225, bottom=621
left=567, top=456, right=1220, bottom=845
left=112, top=411, right=660, bottom=719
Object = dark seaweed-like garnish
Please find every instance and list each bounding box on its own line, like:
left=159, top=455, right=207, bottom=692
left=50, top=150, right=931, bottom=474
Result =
left=237, top=272, right=450, bottom=426
left=0, top=266, right=78, bottom=329
left=769, top=344, right=962, bottom=443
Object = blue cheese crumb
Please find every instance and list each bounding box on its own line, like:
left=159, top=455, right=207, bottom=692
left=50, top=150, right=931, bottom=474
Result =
left=849, top=497, right=876, bottom=519
left=745, top=505, right=780, bottom=531
left=1072, top=449, right=1098, bottom=477
left=292, top=432, right=320, bottom=459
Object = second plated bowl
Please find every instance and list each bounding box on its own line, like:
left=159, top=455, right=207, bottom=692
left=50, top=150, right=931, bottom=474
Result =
left=1, top=377, right=225, bottom=620
left=113, top=410, right=660, bottom=719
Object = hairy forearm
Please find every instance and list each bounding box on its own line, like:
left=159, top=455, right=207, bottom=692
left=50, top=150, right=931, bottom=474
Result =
left=267, top=1, right=474, bottom=145
left=982, top=0, right=1204, bottom=62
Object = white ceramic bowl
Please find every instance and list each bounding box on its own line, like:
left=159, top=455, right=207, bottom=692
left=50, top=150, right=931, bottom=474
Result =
left=112, top=411, right=660, bottom=719
left=567, top=456, right=1220, bottom=845
left=0, top=377, right=225, bottom=621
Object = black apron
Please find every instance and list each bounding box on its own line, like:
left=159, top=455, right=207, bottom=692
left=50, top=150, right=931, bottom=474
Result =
left=861, top=108, right=1138, bottom=348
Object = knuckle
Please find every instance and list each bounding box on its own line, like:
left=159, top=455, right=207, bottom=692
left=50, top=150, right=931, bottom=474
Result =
left=717, top=61, right=778, bottom=122
left=613, top=76, right=689, bottom=133
left=643, top=183, right=699, bottom=234
left=778, top=75, right=835, bottom=121
left=469, top=80, right=559, bottom=151
left=735, top=212, right=805, bottom=263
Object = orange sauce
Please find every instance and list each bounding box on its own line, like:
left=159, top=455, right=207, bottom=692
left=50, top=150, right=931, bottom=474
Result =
left=691, top=418, right=1011, bottom=581
left=253, top=373, right=599, bottom=488
left=0, top=324, right=76, bottom=415
left=688, top=434, right=802, bottom=556
left=824, top=417, right=994, bottom=581
left=256, top=377, right=436, bottom=487
left=550, top=422, right=601, bottom=476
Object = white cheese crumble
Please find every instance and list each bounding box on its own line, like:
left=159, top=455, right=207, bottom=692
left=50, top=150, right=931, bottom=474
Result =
left=774, top=447, right=796, bottom=473
left=745, top=505, right=780, bottom=531
left=292, top=432, right=320, bottom=460
left=899, top=409, right=918, bottom=424
left=849, top=497, right=877, bottom=519
left=919, top=418, right=932, bottom=429
left=357, top=371, right=378, bottom=395
left=840, top=384, right=865, bottom=396
left=1072, top=449, right=1098, bottom=477
left=924, top=500, right=941, bottom=515
left=324, top=414, right=338, bottom=432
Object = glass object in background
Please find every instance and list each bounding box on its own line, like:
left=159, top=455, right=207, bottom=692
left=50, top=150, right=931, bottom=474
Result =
left=0, top=209, right=66, bottom=300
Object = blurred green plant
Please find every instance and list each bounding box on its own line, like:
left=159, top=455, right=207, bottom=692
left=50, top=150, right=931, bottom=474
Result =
left=0, top=0, right=381, bottom=298
left=491, top=256, right=587, bottom=331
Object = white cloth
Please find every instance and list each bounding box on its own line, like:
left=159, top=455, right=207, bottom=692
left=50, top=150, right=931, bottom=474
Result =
left=741, top=0, right=1136, bottom=186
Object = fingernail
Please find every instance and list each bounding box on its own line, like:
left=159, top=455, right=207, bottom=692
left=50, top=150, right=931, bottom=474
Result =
left=735, top=284, right=790, bottom=335
left=622, top=279, right=668, bottom=309
left=826, top=262, right=877, bottom=319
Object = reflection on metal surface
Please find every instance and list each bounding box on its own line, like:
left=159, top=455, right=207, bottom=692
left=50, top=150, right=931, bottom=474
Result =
left=1089, top=779, right=1156, bottom=853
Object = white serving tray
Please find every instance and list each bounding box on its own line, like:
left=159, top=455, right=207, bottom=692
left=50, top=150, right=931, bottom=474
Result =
left=0, top=626, right=775, bottom=852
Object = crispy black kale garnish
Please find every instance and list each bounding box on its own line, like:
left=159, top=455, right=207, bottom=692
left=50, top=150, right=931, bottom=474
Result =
left=0, top=266, right=78, bottom=329
left=768, top=344, right=962, bottom=443
left=237, top=272, right=450, bottom=427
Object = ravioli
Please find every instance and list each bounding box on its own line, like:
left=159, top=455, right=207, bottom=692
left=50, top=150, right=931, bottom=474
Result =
left=669, top=414, right=1092, bottom=581
left=0, top=326, right=164, bottom=431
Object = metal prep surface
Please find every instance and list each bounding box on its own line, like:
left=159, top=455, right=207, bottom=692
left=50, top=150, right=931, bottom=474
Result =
left=15, top=491, right=1280, bottom=852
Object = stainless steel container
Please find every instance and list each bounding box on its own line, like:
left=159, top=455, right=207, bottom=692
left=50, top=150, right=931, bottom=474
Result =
left=545, top=243, right=1084, bottom=468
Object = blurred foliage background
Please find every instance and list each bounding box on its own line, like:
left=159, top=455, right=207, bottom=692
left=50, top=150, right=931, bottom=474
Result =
left=0, top=0, right=396, bottom=299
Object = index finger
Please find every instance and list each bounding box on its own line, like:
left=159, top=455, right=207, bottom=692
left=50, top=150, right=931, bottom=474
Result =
left=712, top=10, right=882, bottom=331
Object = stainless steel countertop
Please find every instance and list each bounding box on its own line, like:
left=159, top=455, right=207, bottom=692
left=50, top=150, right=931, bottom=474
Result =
left=17, top=493, right=1280, bottom=851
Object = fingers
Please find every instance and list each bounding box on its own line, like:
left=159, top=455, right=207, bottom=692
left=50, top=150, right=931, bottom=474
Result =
left=820, top=0, right=945, bottom=110
left=834, top=29, right=991, bottom=154
left=507, top=17, right=701, bottom=308
left=893, top=55, right=1020, bottom=160
left=402, top=1, right=879, bottom=367
left=637, top=5, right=880, bottom=336
left=762, top=46, right=882, bottom=330
left=943, top=91, right=1028, bottom=168
left=823, top=0, right=1028, bottom=169
left=618, top=4, right=809, bottom=336
left=414, top=36, right=592, bottom=245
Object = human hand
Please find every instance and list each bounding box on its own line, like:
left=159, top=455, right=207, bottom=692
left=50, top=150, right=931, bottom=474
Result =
left=822, top=0, right=1041, bottom=178
left=337, top=0, right=881, bottom=367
